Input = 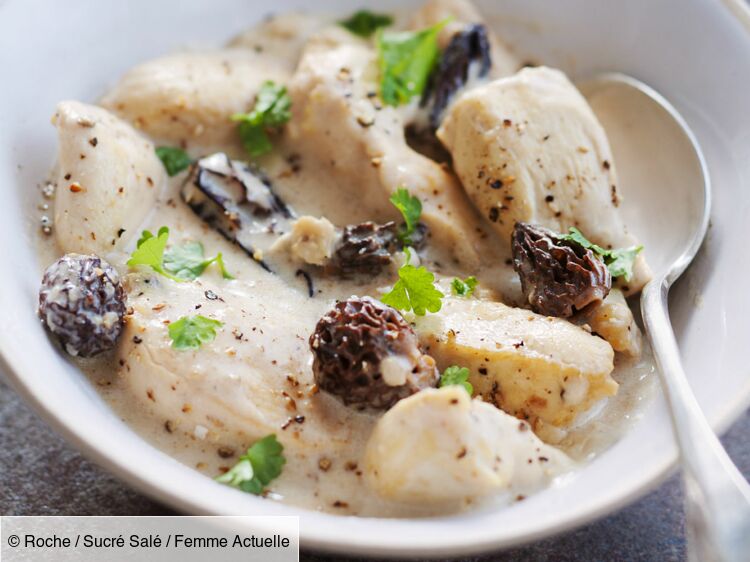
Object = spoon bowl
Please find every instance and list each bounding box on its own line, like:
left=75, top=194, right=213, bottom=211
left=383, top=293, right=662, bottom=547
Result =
left=579, top=73, right=710, bottom=279
left=581, top=73, right=749, bottom=562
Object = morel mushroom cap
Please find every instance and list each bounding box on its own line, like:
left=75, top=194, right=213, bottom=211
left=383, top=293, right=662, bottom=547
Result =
left=331, top=221, right=427, bottom=276
left=309, top=296, right=439, bottom=410
left=512, top=222, right=611, bottom=317
left=38, top=253, right=126, bottom=357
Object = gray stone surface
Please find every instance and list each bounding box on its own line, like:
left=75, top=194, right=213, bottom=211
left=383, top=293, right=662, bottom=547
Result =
left=1, top=373, right=748, bottom=561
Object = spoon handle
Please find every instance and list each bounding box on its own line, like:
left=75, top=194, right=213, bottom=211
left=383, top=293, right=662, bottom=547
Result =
left=641, top=279, right=750, bottom=562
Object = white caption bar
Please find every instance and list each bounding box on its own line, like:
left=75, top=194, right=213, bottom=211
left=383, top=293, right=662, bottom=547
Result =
left=1, top=516, right=299, bottom=561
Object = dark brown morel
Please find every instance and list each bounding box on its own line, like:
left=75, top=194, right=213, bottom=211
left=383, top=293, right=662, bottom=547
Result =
left=512, top=222, right=611, bottom=317
left=38, top=254, right=126, bottom=357
left=309, top=296, right=438, bottom=410
left=421, top=24, right=492, bottom=130
left=331, top=221, right=427, bottom=276
left=332, top=222, right=399, bottom=276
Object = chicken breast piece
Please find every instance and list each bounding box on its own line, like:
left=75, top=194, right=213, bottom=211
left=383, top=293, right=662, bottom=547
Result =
left=575, top=289, right=643, bottom=358
left=227, top=12, right=325, bottom=69
left=415, top=297, right=617, bottom=441
left=118, top=271, right=370, bottom=456
left=438, top=66, right=651, bottom=293
left=285, top=28, right=500, bottom=269
left=52, top=101, right=163, bottom=255
left=410, top=0, right=519, bottom=78
left=100, top=50, right=289, bottom=148
left=363, top=386, right=572, bottom=504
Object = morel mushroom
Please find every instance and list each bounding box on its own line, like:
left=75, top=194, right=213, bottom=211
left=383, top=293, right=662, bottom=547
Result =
left=309, top=297, right=439, bottom=410
left=421, top=24, right=492, bottom=130
left=38, top=254, right=126, bottom=357
left=181, top=152, right=292, bottom=270
left=331, top=221, right=428, bottom=276
left=512, top=222, right=611, bottom=317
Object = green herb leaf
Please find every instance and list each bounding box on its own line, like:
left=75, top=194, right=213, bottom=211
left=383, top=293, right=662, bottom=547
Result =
left=439, top=365, right=473, bottom=395
left=155, top=146, right=192, bottom=177
left=127, top=227, right=182, bottom=282
left=215, top=435, right=286, bottom=495
left=381, top=262, right=444, bottom=316
left=451, top=276, right=478, bottom=297
left=164, top=241, right=234, bottom=280
left=377, top=19, right=450, bottom=106
left=389, top=187, right=422, bottom=244
left=168, top=315, right=223, bottom=350
left=560, top=227, right=643, bottom=282
left=605, top=245, right=644, bottom=281
left=232, top=81, right=292, bottom=157
left=340, top=9, right=393, bottom=37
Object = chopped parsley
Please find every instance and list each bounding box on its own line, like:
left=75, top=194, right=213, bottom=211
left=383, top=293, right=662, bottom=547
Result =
left=155, top=146, right=192, bottom=177
left=232, top=81, right=291, bottom=157
left=163, top=241, right=234, bottom=280
left=127, top=227, right=183, bottom=282
left=451, top=276, right=478, bottom=297
left=128, top=227, right=233, bottom=281
left=377, top=19, right=450, bottom=106
left=339, top=9, right=393, bottom=37
left=215, top=435, right=286, bottom=495
left=381, top=256, right=444, bottom=316
left=560, top=227, right=643, bottom=282
left=389, top=187, right=422, bottom=245
left=168, top=315, right=223, bottom=350
left=439, top=365, right=473, bottom=395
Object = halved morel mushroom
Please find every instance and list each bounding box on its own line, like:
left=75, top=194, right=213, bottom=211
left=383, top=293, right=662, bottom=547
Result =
left=512, top=222, right=611, bottom=317
left=309, top=297, right=438, bottom=410
left=181, top=152, right=292, bottom=270
left=421, top=24, right=492, bottom=130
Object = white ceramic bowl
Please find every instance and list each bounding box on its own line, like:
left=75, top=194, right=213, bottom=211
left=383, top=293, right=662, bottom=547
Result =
left=2, top=0, right=750, bottom=557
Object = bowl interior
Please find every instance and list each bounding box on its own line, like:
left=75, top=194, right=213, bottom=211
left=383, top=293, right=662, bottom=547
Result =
left=1, top=0, right=750, bottom=556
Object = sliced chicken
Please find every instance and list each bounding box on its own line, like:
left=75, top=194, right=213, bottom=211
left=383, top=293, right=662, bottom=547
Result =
left=410, top=0, right=519, bottom=78
left=575, top=289, right=643, bottom=358
left=363, top=386, right=572, bottom=504
left=118, top=272, right=371, bottom=456
left=285, top=28, right=500, bottom=269
left=415, top=296, right=617, bottom=441
left=227, top=12, right=325, bottom=69
left=52, top=101, right=163, bottom=255
left=438, top=66, right=651, bottom=293
left=100, top=50, right=289, bottom=148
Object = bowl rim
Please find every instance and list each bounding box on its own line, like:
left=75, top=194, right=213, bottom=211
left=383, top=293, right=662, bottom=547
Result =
left=3, top=0, right=750, bottom=556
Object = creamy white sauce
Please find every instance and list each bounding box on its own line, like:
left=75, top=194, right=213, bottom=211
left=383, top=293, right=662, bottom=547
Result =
left=33, top=6, right=659, bottom=518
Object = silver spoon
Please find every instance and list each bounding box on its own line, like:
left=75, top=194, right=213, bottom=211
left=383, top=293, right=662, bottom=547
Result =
left=579, top=73, right=750, bottom=562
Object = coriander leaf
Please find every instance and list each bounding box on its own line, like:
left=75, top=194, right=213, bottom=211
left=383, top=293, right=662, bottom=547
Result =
left=215, top=434, right=286, bottom=495
left=377, top=19, right=450, bottom=106
left=560, top=227, right=608, bottom=255
left=127, top=227, right=183, bottom=282
left=560, top=227, right=643, bottom=281
left=168, top=315, right=223, bottom=350
left=605, top=245, right=643, bottom=281
left=439, top=365, right=473, bottom=395
left=451, top=276, right=478, bottom=297
left=155, top=146, right=192, bottom=177
left=340, top=10, right=393, bottom=37
left=389, top=187, right=422, bottom=244
left=245, top=435, right=286, bottom=486
left=163, top=242, right=235, bottom=281
left=232, top=81, right=291, bottom=157
left=381, top=263, right=444, bottom=316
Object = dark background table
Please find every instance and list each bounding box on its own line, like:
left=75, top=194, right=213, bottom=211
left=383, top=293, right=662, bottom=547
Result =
left=1, top=372, right=748, bottom=561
